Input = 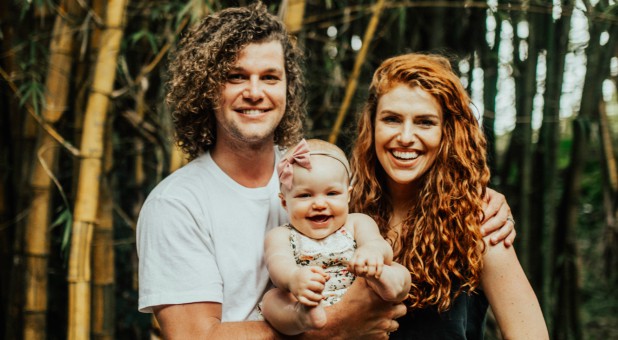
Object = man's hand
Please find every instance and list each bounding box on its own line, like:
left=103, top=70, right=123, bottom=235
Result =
left=481, top=188, right=516, bottom=246
left=301, top=278, right=407, bottom=339
left=289, top=266, right=329, bottom=306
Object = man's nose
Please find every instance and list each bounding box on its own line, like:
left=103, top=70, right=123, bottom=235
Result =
left=243, top=77, right=264, bottom=100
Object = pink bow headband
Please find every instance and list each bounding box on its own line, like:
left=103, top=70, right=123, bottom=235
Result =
left=276, top=139, right=350, bottom=190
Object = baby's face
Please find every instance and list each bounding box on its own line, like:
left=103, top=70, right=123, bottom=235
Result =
left=280, top=156, right=351, bottom=240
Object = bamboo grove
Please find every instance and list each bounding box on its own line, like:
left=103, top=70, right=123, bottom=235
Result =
left=0, top=0, right=617, bottom=339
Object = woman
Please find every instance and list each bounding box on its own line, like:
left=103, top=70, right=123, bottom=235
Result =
left=350, top=53, right=548, bottom=339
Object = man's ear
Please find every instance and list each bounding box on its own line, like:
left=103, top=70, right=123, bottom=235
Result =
left=279, top=192, right=287, bottom=209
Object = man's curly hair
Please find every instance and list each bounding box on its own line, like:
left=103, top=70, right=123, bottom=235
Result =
left=167, top=2, right=305, bottom=160
left=350, top=53, right=490, bottom=312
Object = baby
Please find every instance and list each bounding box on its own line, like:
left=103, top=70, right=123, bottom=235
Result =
left=261, top=139, right=411, bottom=335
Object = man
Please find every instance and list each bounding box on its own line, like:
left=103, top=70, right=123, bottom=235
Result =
left=137, top=3, right=514, bottom=338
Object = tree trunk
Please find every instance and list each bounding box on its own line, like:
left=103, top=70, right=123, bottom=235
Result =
left=553, top=115, right=586, bottom=340
left=477, top=5, right=503, bottom=177
left=599, top=103, right=618, bottom=286
left=519, top=6, right=545, bottom=301
left=509, top=9, right=539, bottom=270
left=531, top=0, right=572, bottom=316
left=551, top=2, right=616, bottom=338
left=67, top=1, right=128, bottom=339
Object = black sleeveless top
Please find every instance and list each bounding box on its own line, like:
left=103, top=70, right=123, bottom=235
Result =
left=389, top=291, right=489, bottom=340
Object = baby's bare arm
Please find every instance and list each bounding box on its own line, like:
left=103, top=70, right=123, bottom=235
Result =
left=289, top=266, right=329, bottom=306
left=347, top=213, right=393, bottom=277
left=264, top=227, right=327, bottom=305
left=365, top=262, right=411, bottom=302
left=347, top=214, right=410, bottom=302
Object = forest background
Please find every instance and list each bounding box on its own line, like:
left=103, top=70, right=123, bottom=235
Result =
left=1, top=0, right=617, bottom=339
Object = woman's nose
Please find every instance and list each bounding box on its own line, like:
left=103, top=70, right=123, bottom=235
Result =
left=397, top=121, right=416, bottom=145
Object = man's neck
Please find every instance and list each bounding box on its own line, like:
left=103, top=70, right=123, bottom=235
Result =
left=211, top=139, right=276, bottom=188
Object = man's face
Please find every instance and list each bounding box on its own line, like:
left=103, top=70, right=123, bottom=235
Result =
left=215, top=40, right=287, bottom=147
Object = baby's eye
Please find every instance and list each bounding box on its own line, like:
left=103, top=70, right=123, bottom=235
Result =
left=327, top=191, right=341, bottom=196
left=295, top=193, right=311, bottom=198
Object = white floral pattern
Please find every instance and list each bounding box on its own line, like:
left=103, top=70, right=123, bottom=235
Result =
left=287, top=224, right=357, bottom=305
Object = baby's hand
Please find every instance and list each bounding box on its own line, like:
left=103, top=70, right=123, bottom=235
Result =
left=348, top=246, right=385, bottom=278
left=289, top=266, right=329, bottom=306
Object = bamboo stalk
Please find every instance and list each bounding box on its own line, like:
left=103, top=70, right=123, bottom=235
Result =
left=91, top=119, right=114, bottom=340
left=280, top=0, right=306, bottom=33
left=23, top=139, right=56, bottom=340
left=169, top=143, right=187, bottom=173
left=328, top=0, right=387, bottom=144
left=22, top=1, right=82, bottom=338
left=67, top=1, right=128, bottom=339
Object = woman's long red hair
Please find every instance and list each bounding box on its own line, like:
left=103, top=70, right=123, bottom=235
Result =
left=350, top=53, right=490, bottom=312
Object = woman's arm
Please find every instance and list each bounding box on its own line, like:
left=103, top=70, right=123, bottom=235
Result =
left=481, top=240, right=549, bottom=339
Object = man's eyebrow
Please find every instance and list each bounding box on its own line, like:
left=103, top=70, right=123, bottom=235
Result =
left=264, top=67, right=284, bottom=74
left=228, top=66, right=284, bottom=73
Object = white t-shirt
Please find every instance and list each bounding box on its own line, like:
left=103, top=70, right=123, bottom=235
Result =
left=137, top=149, right=288, bottom=321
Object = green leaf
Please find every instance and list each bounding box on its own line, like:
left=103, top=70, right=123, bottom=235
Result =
left=50, top=209, right=74, bottom=257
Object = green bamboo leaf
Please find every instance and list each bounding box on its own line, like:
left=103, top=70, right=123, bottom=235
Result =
left=130, top=30, right=147, bottom=44
left=146, top=31, right=159, bottom=54
left=50, top=208, right=74, bottom=258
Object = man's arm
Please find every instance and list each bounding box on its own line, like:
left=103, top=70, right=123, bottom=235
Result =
left=156, top=253, right=407, bottom=339
left=154, top=302, right=282, bottom=340
left=481, top=188, right=516, bottom=246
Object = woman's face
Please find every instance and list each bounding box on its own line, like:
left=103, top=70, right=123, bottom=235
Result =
left=374, top=84, right=443, bottom=192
